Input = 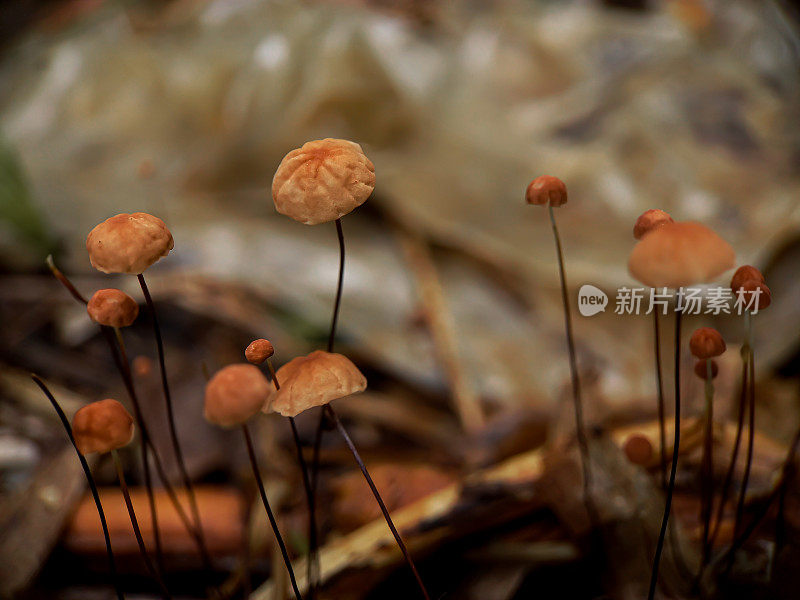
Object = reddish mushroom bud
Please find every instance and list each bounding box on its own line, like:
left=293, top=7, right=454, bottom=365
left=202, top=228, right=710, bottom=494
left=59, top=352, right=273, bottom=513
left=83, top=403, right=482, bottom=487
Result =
left=204, top=364, right=270, bottom=428
left=689, top=327, right=726, bottom=359
left=694, top=359, right=719, bottom=380
left=72, top=399, right=135, bottom=455
left=623, top=434, right=654, bottom=466
left=525, top=175, right=568, bottom=207
left=730, top=265, right=765, bottom=292
left=245, top=339, right=274, bottom=365
left=633, top=209, right=674, bottom=240
left=735, top=280, right=772, bottom=311
left=87, top=289, right=139, bottom=328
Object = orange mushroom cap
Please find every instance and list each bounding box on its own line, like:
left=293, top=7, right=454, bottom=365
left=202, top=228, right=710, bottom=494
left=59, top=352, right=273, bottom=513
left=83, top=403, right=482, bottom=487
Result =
left=86, top=213, right=173, bottom=274
left=204, top=364, right=270, bottom=428
left=265, top=350, right=367, bottom=418
left=633, top=209, right=674, bottom=240
left=72, top=399, right=134, bottom=455
left=730, top=265, right=765, bottom=291
left=87, top=289, right=139, bottom=328
left=694, top=359, right=719, bottom=380
left=245, top=339, right=274, bottom=365
left=272, top=139, right=375, bottom=225
left=627, top=221, right=735, bottom=288
left=689, top=327, right=726, bottom=359
left=623, top=434, right=653, bottom=466
left=525, top=175, right=568, bottom=207
left=737, top=280, right=772, bottom=311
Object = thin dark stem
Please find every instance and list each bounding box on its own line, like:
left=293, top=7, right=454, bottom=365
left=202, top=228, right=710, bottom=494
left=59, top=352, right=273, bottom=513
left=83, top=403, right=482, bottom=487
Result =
left=732, top=316, right=756, bottom=548
left=137, top=274, right=208, bottom=557
left=112, top=451, right=173, bottom=600
left=548, top=206, right=595, bottom=520
left=700, top=361, right=715, bottom=568
left=46, top=255, right=88, bottom=304
left=648, top=305, right=682, bottom=600
left=267, top=359, right=319, bottom=597
left=31, top=375, right=125, bottom=600
left=327, top=405, right=431, bottom=600
left=328, top=218, right=345, bottom=354
left=654, top=310, right=668, bottom=490
left=242, top=424, right=304, bottom=600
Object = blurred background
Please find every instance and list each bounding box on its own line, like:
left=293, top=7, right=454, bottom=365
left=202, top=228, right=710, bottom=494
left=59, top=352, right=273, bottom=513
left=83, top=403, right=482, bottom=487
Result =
left=1, top=0, right=800, bottom=598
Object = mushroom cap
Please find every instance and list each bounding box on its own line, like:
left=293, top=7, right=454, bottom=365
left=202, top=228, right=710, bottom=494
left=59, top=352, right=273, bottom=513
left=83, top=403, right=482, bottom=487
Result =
left=689, top=327, right=726, bottom=359
left=245, top=339, right=274, bottom=365
left=730, top=265, right=766, bottom=291
left=627, top=221, right=735, bottom=288
left=204, top=364, right=270, bottom=428
left=266, top=350, right=367, bottom=418
left=87, top=288, right=139, bottom=328
left=86, top=213, right=174, bottom=274
left=525, top=175, right=568, bottom=207
left=623, top=434, right=653, bottom=466
left=738, top=280, right=772, bottom=311
left=694, top=359, right=719, bottom=381
left=271, top=139, right=375, bottom=225
left=72, top=399, right=134, bottom=455
left=633, top=209, right=674, bottom=240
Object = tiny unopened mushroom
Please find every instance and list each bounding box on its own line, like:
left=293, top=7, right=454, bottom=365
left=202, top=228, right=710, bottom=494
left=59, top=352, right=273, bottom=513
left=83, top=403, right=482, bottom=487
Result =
left=86, top=213, right=173, bottom=275
left=689, top=327, right=726, bottom=359
left=272, top=138, right=375, bottom=225
left=266, top=351, right=367, bottom=418
left=87, top=289, right=139, bottom=328
left=624, top=434, right=654, bottom=466
left=245, top=339, right=275, bottom=365
left=72, top=399, right=135, bottom=455
left=525, top=175, right=568, bottom=207
left=633, top=209, right=674, bottom=240
left=204, top=364, right=271, bottom=428
left=738, top=280, right=772, bottom=311
left=628, top=222, right=735, bottom=288
left=694, top=359, right=719, bottom=380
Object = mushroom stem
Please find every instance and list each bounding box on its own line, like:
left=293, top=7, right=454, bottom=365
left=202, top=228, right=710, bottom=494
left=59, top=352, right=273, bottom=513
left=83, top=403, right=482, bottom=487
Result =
left=699, top=359, right=715, bottom=567
left=266, top=358, right=319, bottom=596
left=654, top=310, right=668, bottom=490
left=137, top=273, right=208, bottom=561
left=241, top=423, right=304, bottom=600
left=111, top=450, right=173, bottom=600
left=648, top=303, right=682, bottom=600
left=114, top=327, right=165, bottom=575
left=31, top=375, right=125, bottom=600
left=547, top=205, right=595, bottom=516
left=731, top=313, right=756, bottom=548
left=328, top=218, right=345, bottom=353
left=46, top=255, right=88, bottom=304
left=326, top=405, right=432, bottom=600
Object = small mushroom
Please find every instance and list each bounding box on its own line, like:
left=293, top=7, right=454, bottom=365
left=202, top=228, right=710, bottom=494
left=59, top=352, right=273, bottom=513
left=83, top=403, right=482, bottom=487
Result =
left=86, top=213, right=173, bottom=274
left=204, top=364, right=271, bottom=428
left=272, top=138, right=375, bottom=225
left=730, top=265, right=765, bottom=290
left=266, top=350, right=367, bottom=418
left=623, top=434, right=654, bottom=466
left=633, top=209, right=674, bottom=240
left=694, top=359, right=719, bottom=380
left=72, top=399, right=135, bottom=455
left=525, top=175, right=568, bottom=207
left=628, top=221, right=735, bottom=288
left=737, top=279, right=772, bottom=311
left=87, top=288, right=139, bottom=328
left=689, top=327, right=726, bottom=359
left=245, top=339, right=275, bottom=365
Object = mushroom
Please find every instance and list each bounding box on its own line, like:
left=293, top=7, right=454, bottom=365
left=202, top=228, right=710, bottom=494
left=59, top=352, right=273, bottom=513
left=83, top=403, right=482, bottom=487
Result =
left=633, top=209, right=674, bottom=240
left=86, top=213, right=173, bottom=275
left=87, top=289, right=139, bottom=328
left=245, top=338, right=275, bottom=364
left=624, top=434, right=654, bottom=467
left=525, top=175, right=567, bottom=207
left=72, top=399, right=135, bottom=455
left=689, top=327, right=726, bottom=359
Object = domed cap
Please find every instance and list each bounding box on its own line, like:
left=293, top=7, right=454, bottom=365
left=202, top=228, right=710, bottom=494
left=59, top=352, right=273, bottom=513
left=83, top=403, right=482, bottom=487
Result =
left=633, top=209, right=674, bottom=240
left=737, top=280, right=772, bottom=311
left=627, top=221, right=735, bottom=288
left=245, top=339, right=274, bottom=365
left=87, top=289, right=139, bottom=328
left=265, top=350, right=367, bottom=418
left=272, top=139, right=375, bottom=225
left=72, top=399, right=134, bottom=455
left=525, top=175, right=567, bottom=207
left=689, top=327, right=726, bottom=359
left=623, top=434, right=653, bottom=466
left=86, top=213, right=173, bottom=274
left=730, top=265, right=765, bottom=291
left=204, top=364, right=270, bottom=428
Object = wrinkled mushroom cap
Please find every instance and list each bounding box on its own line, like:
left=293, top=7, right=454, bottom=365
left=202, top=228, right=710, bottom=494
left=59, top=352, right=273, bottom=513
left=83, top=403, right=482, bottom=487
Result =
left=525, top=175, right=567, bottom=207
left=245, top=339, right=274, bottom=365
left=689, top=327, right=726, bottom=359
left=266, top=350, right=367, bottom=417
left=72, top=399, right=134, bottom=455
left=627, top=221, right=735, bottom=288
left=271, top=139, right=375, bottom=225
left=204, top=364, right=270, bottom=428
left=86, top=213, right=174, bottom=274
left=87, top=289, right=139, bottom=328
left=633, top=209, right=674, bottom=240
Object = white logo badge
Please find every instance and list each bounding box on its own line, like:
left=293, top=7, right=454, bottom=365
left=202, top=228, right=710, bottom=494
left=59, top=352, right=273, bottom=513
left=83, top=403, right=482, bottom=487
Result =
left=578, top=284, right=608, bottom=317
